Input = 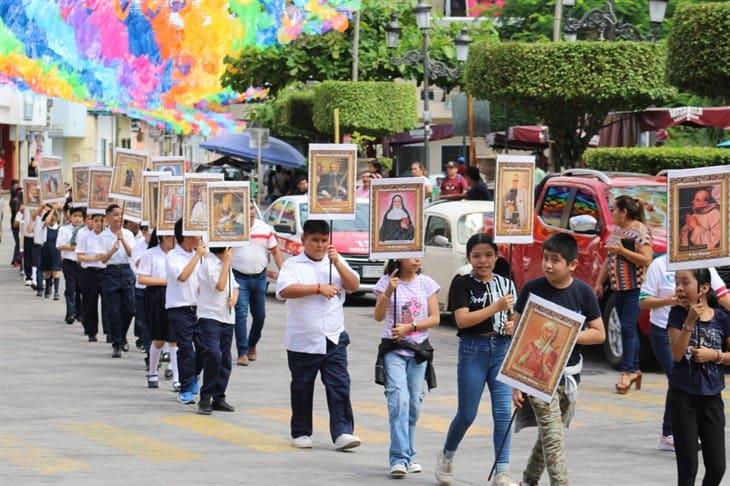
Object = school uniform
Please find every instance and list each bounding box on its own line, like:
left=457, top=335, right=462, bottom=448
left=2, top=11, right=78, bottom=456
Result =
left=275, top=252, right=360, bottom=442
left=100, top=228, right=137, bottom=349
left=76, top=228, right=106, bottom=338
left=131, top=238, right=149, bottom=349
left=22, top=208, right=34, bottom=281
left=138, top=246, right=173, bottom=343
left=197, top=254, right=238, bottom=403
left=57, top=223, right=83, bottom=320
left=166, top=245, right=202, bottom=395
left=33, top=216, right=46, bottom=291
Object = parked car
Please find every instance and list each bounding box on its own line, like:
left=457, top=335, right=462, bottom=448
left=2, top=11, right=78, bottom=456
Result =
left=262, top=195, right=386, bottom=294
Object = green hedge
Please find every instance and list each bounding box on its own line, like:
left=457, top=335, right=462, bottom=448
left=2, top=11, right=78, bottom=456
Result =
left=584, top=147, right=730, bottom=174
left=274, top=89, right=315, bottom=133
left=312, top=81, right=418, bottom=137
left=667, top=3, right=730, bottom=100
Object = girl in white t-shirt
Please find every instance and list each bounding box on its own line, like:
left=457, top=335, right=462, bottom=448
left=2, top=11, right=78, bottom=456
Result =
left=373, top=258, right=440, bottom=478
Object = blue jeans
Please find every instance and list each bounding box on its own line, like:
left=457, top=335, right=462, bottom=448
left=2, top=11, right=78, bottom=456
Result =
left=233, top=271, right=267, bottom=357
left=384, top=351, right=427, bottom=467
left=650, top=323, right=673, bottom=437
left=615, top=289, right=641, bottom=373
left=444, top=335, right=513, bottom=471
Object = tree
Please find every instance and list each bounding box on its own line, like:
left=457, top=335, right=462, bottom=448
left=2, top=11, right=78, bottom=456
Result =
left=666, top=2, right=730, bottom=102
left=465, top=41, right=674, bottom=167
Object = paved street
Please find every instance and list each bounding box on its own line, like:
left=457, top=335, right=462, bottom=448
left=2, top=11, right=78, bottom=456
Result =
left=0, top=225, right=727, bottom=486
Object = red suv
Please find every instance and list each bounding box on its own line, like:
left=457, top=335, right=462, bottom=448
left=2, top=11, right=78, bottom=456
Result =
left=504, top=169, right=668, bottom=368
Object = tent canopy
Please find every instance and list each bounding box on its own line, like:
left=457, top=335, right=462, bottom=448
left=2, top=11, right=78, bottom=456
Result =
left=200, top=132, right=305, bottom=169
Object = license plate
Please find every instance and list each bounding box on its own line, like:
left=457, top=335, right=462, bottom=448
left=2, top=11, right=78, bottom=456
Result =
left=362, top=265, right=383, bottom=279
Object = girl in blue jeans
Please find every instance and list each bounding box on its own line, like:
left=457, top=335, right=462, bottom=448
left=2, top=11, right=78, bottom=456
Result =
left=374, top=258, right=440, bottom=478
left=435, top=234, right=517, bottom=486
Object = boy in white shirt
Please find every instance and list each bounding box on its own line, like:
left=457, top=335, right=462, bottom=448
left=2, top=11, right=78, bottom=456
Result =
left=197, top=247, right=239, bottom=415
left=276, top=220, right=361, bottom=450
left=76, top=213, right=111, bottom=342
left=56, top=205, right=85, bottom=324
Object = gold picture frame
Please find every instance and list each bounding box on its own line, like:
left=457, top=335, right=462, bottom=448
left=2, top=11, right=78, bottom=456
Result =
left=38, top=167, right=66, bottom=204
left=369, top=177, right=425, bottom=259
left=88, top=167, right=113, bottom=215
left=308, top=143, right=357, bottom=220
left=183, top=173, right=224, bottom=236
left=23, top=178, right=41, bottom=208
left=150, top=156, right=185, bottom=176
left=494, top=155, right=535, bottom=244
left=157, top=176, right=184, bottom=236
left=110, top=148, right=148, bottom=202
left=71, top=165, right=91, bottom=207
left=207, top=181, right=251, bottom=247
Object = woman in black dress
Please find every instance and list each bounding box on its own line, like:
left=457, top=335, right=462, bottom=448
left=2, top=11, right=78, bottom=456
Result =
left=379, top=195, right=415, bottom=243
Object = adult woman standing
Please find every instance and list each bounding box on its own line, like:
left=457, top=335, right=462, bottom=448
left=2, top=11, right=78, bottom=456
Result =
left=410, top=162, right=433, bottom=200
left=594, top=196, right=652, bottom=394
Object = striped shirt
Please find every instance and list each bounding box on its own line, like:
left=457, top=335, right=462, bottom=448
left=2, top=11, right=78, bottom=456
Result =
left=608, top=224, right=652, bottom=291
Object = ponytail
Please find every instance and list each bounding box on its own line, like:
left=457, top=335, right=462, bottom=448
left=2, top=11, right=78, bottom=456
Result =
left=614, top=195, right=646, bottom=225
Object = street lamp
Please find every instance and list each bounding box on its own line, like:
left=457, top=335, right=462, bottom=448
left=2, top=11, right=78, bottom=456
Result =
left=385, top=3, right=471, bottom=169
left=648, top=0, right=668, bottom=39
left=563, top=0, right=663, bottom=42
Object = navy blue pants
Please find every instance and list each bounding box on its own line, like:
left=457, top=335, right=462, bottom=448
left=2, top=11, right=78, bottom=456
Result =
left=22, top=236, right=33, bottom=280
left=287, top=332, right=354, bottom=442
left=80, top=267, right=103, bottom=337
left=134, top=287, right=149, bottom=350
left=102, top=264, right=135, bottom=346
left=169, top=306, right=203, bottom=394
left=33, top=244, right=43, bottom=290
left=61, top=259, right=82, bottom=320
left=199, top=318, right=234, bottom=401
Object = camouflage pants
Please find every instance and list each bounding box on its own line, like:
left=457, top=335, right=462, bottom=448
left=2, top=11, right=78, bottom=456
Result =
left=522, top=385, right=574, bottom=486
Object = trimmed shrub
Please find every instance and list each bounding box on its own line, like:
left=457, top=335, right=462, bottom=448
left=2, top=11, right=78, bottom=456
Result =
left=274, top=89, right=315, bottom=133
left=584, top=147, right=730, bottom=174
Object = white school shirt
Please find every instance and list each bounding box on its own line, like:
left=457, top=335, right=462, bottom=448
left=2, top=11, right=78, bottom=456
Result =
left=75, top=229, right=107, bottom=269
left=24, top=208, right=33, bottom=237
left=165, top=245, right=200, bottom=309
left=99, top=228, right=136, bottom=265
left=33, top=216, right=46, bottom=245
left=231, top=219, right=278, bottom=274
left=131, top=239, right=149, bottom=289
left=276, top=252, right=359, bottom=354
left=197, top=254, right=239, bottom=324
left=640, top=254, right=728, bottom=328
left=137, top=246, right=169, bottom=282
left=56, top=224, right=78, bottom=262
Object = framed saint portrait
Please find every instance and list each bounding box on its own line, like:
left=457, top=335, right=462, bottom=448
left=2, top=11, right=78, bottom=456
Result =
left=308, top=143, right=357, bottom=220
left=157, top=176, right=184, bottom=236
left=667, top=166, right=730, bottom=271
left=369, top=177, right=425, bottom=259
left=494, top=155, right=535, bottom=244
left=207, top=181, right=251, bottom=247
left=23, top=178, right=41, bottom=208
left=123, top=200, right=143, bottom=224
left=110, top=148, right=148, bottom=201
left=150, top=156, right=185, bottom=177
left=38, top=167, right=66, bottom=204
left=71, top=165, right=91, bottom=207
left=88, top=167, right=113, bottom=215
left=497, top=294, right=584, bottom=403
left=183, top=173, right=224, bottom=236
left=40, top=156, right=62, bottom=169
left=142, top=171, right=166, bottom=228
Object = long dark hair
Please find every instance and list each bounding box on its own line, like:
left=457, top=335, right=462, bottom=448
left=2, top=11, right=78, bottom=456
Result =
left=383, top=259, right=422, bottom=276
left=147, top=228, right=160, bottom=249
left=614, top=195, right=646, bottom=224
left=690, top=268, right=719, bottom=308
left=466, top=233, right=498, bottom=258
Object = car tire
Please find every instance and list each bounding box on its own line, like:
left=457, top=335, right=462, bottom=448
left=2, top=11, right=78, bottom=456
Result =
left=602, top=294, right=623, bottom=369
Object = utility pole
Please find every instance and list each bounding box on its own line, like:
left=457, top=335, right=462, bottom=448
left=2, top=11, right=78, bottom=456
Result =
left=553, top=0, right=563, bottom=41
left=351, top=10, right=360, bottom=81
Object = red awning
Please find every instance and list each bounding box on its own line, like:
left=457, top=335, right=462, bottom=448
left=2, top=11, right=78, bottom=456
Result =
left=635, top=106, right=730, bottom=131
left=490, top=125, right=549, bottom=149
left=384, top=124, right=455, bottom=145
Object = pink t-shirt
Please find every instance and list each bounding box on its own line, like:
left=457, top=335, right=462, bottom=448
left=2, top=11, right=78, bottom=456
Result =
left=375, top=274, right=440, bottom=356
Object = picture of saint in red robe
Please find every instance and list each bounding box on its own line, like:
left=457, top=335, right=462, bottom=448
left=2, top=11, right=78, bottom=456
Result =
left=516, top=320, right=560, bottom=383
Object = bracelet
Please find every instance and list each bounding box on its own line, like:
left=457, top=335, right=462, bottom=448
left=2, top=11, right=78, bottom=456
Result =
left=715, top=350, right=723, bottom=365
left=681, top=323, right=694, bottom=332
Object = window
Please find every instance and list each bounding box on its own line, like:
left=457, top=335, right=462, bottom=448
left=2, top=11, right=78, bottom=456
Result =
left=539, top=185, right=570, bottom=227
left=457, top=211, right=494, bottom=244
left=299, top=203, right=369, bottom=232
left=266, top=200, right=285, bottom=226
left=425, top=215, right=452, bottom=247
left=570, top=188, right=600, bottom=221
left=607, top=186, right=668, bottom=233
left=279, top=201, right=297, bottom=232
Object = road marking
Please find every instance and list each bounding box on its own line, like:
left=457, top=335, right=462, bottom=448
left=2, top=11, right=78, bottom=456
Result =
left=64, top=423, right=199, bottom=462
left=247, top=407, right=389, bottom=444
left=0, top=435, right=90, bottom=475
left=162, top=415, right=291, bottom=453
left=579, top=401, right=658, bottom=422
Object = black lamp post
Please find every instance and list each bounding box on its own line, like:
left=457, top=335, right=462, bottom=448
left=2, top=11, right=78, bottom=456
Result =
left=563, top=0, right=667, bottom=42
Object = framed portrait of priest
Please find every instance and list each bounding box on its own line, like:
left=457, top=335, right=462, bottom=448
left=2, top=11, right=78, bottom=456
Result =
left=157, top=176, right=184, bottom=236
left=183, top=173, right=224, bottom=236
left=88, top=167, right=113, bottom=215
left=667, top=166, right=730, bottom=271
left=207, top=181, right=251, bottom=247
left=494, top=155, right=535, bottom=244
left=38, top=166, right=66, bottom=205
left=23, top=178, right=41, bottom=208
left=369, top=177, right=425, bottom=260
left=308, top=143, right=357, bottom=220
left=110, top=148, right=148, bottom=202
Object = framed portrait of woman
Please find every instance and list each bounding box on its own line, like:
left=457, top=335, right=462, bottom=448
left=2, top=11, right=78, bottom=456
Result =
left=150, top=156, right=185, bottom=177
left=157, top=176, right=184, bottom=236
left=23, top=178, right=41, bottom=208
left=142, top=171, right=165, bottom=228
left=88, top=167, right=113, bottom=215
left=38, top=167, right=66, bottom=204
left=207, top=181, right=251, bottom=247
left=110, top=148, right=148, bottom=202
left=71, top=165, right=91, bottom=208
left=497, top=294, right=584, bottom=403
left=308, top=143, right=357, bottom=220
left=183, top=173, right=224, bottom=236
left=494, top=155, right=535, bottom=244
left=369, top=177, right=425, bottom=260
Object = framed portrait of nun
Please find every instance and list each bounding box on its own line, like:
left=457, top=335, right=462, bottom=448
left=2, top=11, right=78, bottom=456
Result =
left=369, top=177, right=425, bottom=260
left=110, top=148, right=148, bottom=202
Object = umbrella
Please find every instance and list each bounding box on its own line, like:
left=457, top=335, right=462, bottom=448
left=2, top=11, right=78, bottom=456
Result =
left=717, top=139, right=730, bottom=148
left=200, top=132, right=305, bottom=168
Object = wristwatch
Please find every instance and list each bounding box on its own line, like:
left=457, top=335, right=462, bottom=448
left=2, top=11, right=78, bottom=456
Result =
left=681, top=323, right=694, bottom=332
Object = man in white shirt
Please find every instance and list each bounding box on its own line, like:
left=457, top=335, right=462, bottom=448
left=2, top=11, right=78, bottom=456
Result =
left=232, top=209, right=284, bottom=365
left=99, top=204, right=137, bottom=358
left=167, top=218, right=206, bottom=405
left=196, top=247, right=239, bottom=415
left=56, top=206, right=85, bottom=324
left=76, top=213, right=111, bottom=341
left=276, top=220, right=361, bottom=451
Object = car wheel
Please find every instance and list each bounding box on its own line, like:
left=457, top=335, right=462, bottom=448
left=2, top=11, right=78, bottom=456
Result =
left=602, top=294, right=623, bottom=369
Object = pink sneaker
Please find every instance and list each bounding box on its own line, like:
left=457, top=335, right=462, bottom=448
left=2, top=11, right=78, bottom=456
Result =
left=657, top=435, right=674, bottom=451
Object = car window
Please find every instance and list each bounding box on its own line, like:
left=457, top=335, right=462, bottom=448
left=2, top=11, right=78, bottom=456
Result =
left=457, top=211, right=494, bottom=244
left=540, top=185, right=570, bottom=228
left=266, top=200, right=285, bottom=226
left=425, top=215, right=452, bottom=247
left=607, top=186, right=667, bottom=233
left=570, top=188, right=600, bottom=221
left=299, top=203, right=369, bottom=232
left=279, top=201, right=297, bottom=231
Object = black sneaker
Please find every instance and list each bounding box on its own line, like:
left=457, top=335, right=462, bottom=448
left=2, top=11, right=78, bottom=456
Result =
left=135, top=339, right=144, bottom=352
left=65, top=315, right=75, bottom=325
left=105, top=335, right=112, bottom=343
left=198, top=396, right=212, bottom=415
left=88, top=335, right=98, bottom=342
left=36, top=290, right=43, bottom=297
left=121, top=341, right=130, bottom=353
left=112, top=345, right=122, bottom=358
left=53, top=293, right=59, bottom=301
left=164, top=367, right=173, bottom=379
left=212, top=400, right=235, bottom=412
left=147, top=374, right=159, bottom=389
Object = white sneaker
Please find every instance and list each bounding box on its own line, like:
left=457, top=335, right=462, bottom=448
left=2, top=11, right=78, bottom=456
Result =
left=491, top=471, right=519, bottom=486
left=292, top=435, right=313, bottom=448
left=333, top=433, right=361, bottom=450
left=407, top=463, right=422, bottom=473
left=657, top=434, right=675, bottom=451
left=435, top=451, right=453, bottom=485
left=390, top=463, right=407, bottom=478
left=24, top=279, right=32, bottom=286
left=170, top=381, right=181, bottom=392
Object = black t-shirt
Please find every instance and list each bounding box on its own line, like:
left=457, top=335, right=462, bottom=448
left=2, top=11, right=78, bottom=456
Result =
left=667, top=306, right=728, bottom=396
left=515, top=276, right=601, bottom=367
left=466, top=181, right=492, bottom=201
left=449, top=274, right=516, bottom=337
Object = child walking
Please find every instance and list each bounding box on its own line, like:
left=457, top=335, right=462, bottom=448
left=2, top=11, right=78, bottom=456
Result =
left=373, top=258, right=440, bottom=477
left=276, top=220, right=361, bottom=450
left=40, top=205, right=62, bottom=300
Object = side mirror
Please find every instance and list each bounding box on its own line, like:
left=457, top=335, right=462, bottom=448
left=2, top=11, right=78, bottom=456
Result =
left=569, top=214, right=599, bottom=234
left=433, top=234, right=451, bottom=247
left=274, top=223, right=296, bottom=235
